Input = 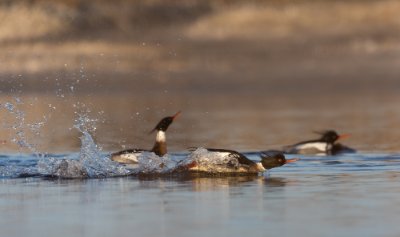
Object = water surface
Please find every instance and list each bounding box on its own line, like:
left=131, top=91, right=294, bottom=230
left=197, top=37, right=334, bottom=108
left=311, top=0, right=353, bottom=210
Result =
left=1, top=152, right=400, bottom=237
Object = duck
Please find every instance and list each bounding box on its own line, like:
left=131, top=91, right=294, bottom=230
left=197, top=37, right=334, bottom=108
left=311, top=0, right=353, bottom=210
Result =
left=283, top=130, right=352, bottom=155
left=110, top=111, right=180, bottom=164
left=331, top=143, right=356, bottom=155
left=173, top=148, right=298, bottom=175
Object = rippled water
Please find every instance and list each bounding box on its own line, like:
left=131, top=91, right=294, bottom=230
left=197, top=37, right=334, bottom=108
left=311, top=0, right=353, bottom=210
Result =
left=1, top=150, right=400, bottom=237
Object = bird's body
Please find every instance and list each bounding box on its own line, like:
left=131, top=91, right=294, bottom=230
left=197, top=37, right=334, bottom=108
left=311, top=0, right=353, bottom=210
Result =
left=174, top=148, right=298, bottom=175
left=110, top=112, right=180, bottom=164
left=285, top=141, right=332, bottom=155
left=284, top=130, right=352, bottom=155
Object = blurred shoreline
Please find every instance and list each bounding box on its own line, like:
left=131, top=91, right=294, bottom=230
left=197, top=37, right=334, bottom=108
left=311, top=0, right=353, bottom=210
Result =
left=1, top=0, right=399, bottom=76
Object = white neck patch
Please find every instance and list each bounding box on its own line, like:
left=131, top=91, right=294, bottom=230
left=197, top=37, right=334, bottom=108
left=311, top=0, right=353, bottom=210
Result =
left=156, top=131, right=166, bottom=142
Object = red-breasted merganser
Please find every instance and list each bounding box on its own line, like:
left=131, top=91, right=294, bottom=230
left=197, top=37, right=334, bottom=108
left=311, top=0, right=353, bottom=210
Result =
left=110, top=111, right=180, bottom=164
left=331, top=143, right=356, bottom=155
left=174, top=148, right=298, bottom=174
left=283, top=130, right=352, bottom=155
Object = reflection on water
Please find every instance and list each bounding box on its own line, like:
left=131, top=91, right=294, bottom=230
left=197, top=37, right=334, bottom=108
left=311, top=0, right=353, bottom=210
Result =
left=174, top=175, right=271, bottom=192
left=263, top=177, right=289, bottom=188
left=1, top=163, right=400, bottom=237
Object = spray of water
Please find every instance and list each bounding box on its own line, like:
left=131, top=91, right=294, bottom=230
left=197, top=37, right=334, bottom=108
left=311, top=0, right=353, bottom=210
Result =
left=137, top=152, right=177, bottom=174
left=2, top=98, right=237, bottom=178
left=74, top=113, right=131, bottom=177
left=2, top=98, right=46, bottom=157
left=38, top=112, right=131, bottom=178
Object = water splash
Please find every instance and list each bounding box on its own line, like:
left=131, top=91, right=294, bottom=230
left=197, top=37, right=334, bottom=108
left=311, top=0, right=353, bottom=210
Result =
left=0, top=154, right=40, bottom=178
left=2, top=99, right=254, bottom=178
left=0, top=163, right=39, bottom=178
left=136, top=152, right=177, bottom=174
left=38, top=113, right=131, bottom=178
left=75, top=117, right=130, bottom=178
left=2, top=98, right=46, bottom=156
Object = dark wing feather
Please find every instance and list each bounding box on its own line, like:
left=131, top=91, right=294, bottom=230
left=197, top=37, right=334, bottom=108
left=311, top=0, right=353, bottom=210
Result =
left=206, top=148, right=256, bottom=166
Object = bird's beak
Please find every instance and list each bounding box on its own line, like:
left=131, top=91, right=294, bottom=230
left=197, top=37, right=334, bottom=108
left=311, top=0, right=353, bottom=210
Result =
left=285, top=158, right=299, bottom=164
left=338, top=134, right=350, bottom=140
left=172, top=111, right=181, bottom=120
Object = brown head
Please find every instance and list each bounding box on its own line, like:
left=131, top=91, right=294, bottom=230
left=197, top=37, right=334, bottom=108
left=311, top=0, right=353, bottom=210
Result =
left=149, top=111, right=181, bottom=133
left=316, top=130, right=350, bottom=144
left=260, top=152, right=299, bottom=170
